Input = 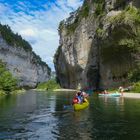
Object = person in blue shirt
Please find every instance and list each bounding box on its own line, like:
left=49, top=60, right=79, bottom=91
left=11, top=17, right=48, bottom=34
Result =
left=76, top=91, right=83, bottom=104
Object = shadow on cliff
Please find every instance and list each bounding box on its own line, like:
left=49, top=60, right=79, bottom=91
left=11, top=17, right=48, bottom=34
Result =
left=85, top=24, right=136, bottom=91
left=55, top=46, right=84, bottom=89
left=84, top=35, right=100, bottom=91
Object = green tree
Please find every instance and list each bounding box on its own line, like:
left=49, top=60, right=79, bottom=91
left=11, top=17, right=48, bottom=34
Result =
left=0, top=61, right=17, bottom=93
left=37, top=79, right=60, bottom=90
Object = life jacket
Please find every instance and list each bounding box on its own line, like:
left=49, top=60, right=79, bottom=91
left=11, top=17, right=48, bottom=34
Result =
left=72, top=97, right=78, bottom=104
left=77, top=96, right=82, bottom=103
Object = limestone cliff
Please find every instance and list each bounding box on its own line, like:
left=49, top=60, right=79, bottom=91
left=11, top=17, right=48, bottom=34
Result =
left=0, top=24, right=51, bottom=88
left=54, top=0, right=140, bottom=90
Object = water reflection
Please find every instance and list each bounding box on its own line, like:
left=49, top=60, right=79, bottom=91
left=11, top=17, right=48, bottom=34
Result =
left=0, top=91, right=140, bottom=139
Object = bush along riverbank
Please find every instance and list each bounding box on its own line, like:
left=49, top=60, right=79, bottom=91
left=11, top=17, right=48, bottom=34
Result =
left=36, top=79, right=61, bottom=91
left=107, top=83, right=140, bottom=94
left=0, top=60, right=18, bottom=95
left=131, top=82, right=140, bottom=93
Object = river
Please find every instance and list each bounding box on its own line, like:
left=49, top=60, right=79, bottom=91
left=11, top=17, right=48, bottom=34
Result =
left=0, top=90, right=140, bottom=140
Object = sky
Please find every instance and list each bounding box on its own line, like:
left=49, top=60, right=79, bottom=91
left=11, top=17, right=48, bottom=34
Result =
left=0, top=0, right=83, bottom=71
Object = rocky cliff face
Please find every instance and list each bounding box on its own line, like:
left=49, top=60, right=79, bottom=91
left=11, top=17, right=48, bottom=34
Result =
left=54, top=0, right=140, bottom=90
left=0, top=26, right=51, bottom=88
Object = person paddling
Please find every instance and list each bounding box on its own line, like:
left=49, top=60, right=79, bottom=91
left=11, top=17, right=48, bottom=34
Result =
left=72, top=91, right=82, bottom=104
left=119, top=86, right=124, bottom=96
left=76, top=91, right=83, bottom=103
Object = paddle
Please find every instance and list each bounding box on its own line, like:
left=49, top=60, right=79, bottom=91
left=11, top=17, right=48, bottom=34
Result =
left=63, top=104, right=73, bottom=110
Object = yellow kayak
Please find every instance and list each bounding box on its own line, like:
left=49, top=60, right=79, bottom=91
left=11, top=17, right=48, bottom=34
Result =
left=73, top=98, right=89, bottom=111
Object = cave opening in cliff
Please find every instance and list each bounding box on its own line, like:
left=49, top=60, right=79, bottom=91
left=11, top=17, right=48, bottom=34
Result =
left=87, top=67, right=100, bottom=90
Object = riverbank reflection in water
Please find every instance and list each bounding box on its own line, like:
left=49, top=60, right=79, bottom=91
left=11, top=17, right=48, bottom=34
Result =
left=0, top=91, right=140, bottom=139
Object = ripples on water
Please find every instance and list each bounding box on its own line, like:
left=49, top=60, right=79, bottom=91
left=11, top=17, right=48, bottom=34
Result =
left=0, top=91, right=140, bottom=140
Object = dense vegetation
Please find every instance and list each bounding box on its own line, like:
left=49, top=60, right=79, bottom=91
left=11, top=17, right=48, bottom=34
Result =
left=58, top=1, right=90, bottom=34
left=92, top=0, right=105, bottom=17
left=59, top=0, right=106, bottom=35
left=0, top=60, right=17, bottom=94
left=0, top=24, right=32, bottom=52
left=37, top=79, right=60, bottom=90
left=133, top=82, right=140, bottom=93
left=0, top=24, right=51, bottom=72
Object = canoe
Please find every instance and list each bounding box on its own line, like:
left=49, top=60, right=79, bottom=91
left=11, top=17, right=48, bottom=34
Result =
left=99, top=92, right=121, bottom=97
left=73, top=98, right=89, bottom=111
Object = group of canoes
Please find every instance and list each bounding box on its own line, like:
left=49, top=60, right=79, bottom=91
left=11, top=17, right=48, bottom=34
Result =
left=72, top=87, right=124, bottom=111
left=98, top=87, right=124, bottom=97
left=99, top=92, right=121, bottom=97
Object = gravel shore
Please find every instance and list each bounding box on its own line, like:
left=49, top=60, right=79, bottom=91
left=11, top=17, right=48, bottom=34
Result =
left=53, top=89, right=77, bottom=92
left=53, top=89, right=140, bottom=99
left=123, top=92, right=140, bottom=99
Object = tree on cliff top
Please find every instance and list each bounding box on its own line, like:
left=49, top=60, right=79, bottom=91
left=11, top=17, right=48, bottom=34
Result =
left=0, top=24, right=32, bottom=52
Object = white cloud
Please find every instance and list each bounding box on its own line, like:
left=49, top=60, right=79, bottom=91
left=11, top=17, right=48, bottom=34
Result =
left=20, top=28, right=37, bottom=37
left=67, top=0, right=83, bottom=9
left=0, top=0, right=83, bottom=71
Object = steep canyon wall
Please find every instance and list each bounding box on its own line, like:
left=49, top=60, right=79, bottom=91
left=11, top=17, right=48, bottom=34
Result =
left=0, top=25, right=51, bottom=88
left=54, top=0, right=140, bottom=90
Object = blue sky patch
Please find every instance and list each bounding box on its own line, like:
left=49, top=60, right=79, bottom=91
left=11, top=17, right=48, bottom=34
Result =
left=0, top=0, right=83, bottom=70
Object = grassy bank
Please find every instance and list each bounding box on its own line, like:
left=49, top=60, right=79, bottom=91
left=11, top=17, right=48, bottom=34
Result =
left=36, top=79, right=61, bottom=91
left=0, top=89, right=26, bottom=96
left=0, top=90, right=6, bottom=96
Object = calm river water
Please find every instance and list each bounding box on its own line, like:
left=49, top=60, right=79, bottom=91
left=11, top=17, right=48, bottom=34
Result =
left=0, top=90, right=140, bottom=140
